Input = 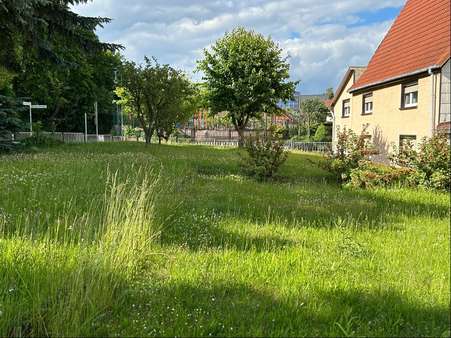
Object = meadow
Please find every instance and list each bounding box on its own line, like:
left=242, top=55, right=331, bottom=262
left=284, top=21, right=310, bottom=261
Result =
left=0, top=142, right=449, bottom=337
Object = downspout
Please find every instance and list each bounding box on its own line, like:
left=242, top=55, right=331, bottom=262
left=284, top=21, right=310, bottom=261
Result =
left=331, top=110, right=336, bottom=151
left=429, top=67, right=437, bottom=136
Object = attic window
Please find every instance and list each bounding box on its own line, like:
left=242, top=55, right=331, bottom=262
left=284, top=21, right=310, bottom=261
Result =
left=402, top=82, right=418, bottom=108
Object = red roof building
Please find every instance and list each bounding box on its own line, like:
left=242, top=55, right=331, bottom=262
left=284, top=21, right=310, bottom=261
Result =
left=331, top=0, right=450, bottom=160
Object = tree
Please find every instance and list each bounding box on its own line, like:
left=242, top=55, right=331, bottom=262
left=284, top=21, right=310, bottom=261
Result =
left=119, top=57, right=193, bottom=144
left=198, top=27, right=297, bottom=146
left=0, top=75, right=23, bottom=151
left=313, top=123, right=329, bottom=142
left=300, top=98, right=329, bottom=140
left=326, top=87, right=334, bottom=100
left=0, top=0, right=120, bottom=72
left=0, top=95, right=23, bottom=140
left=1, top=0, right=122, bottom=133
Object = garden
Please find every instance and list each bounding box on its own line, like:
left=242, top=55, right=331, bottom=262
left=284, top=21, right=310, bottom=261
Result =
left=1, top=2, right=450, bottom=336
left=0, top=142, right=449, bottom=336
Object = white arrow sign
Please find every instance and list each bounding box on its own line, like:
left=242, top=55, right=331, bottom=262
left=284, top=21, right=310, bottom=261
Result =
left=31, top=105, right=47, bottom=109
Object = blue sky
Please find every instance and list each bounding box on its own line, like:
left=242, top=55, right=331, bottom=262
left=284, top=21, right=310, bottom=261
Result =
left=74, top=0, right=403, bottom=94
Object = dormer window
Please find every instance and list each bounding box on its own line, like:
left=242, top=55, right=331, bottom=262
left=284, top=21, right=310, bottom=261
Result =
left=342, top=99, right=351, bottom=118
left=402, top=82, right=418, bottom=108
left=362, top=93, right=373, bottom=115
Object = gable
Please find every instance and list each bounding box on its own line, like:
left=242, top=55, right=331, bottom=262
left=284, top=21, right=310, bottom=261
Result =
left=331, top=67, right=366, bottom=108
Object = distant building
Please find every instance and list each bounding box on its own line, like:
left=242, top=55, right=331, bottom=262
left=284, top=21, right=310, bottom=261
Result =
left=278, top=92, right=327, bottom=112
left=187, top=92, right=330, bottom=131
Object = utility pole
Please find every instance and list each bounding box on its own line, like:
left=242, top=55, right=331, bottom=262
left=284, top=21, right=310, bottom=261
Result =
left=94, top=101, right=99, bottom=138
left=297, top=92, right=302, bottom=137
left=84, top=113, right=88, bottom=143
left=120, top=105, right=123, bottom=137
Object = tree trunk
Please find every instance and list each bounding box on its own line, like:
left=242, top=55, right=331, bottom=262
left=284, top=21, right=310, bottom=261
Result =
left=144, top=128, right=153, bottom=145
left=236, top=126, right=245, bottom=147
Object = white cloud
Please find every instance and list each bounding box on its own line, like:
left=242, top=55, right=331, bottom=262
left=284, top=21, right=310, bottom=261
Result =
left=73, top=0, right=403, bottom=93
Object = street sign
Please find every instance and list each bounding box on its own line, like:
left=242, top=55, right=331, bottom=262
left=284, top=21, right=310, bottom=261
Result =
left=23, top=102, right=31, bottom=106
left=31, top=105, right=47, bottom=109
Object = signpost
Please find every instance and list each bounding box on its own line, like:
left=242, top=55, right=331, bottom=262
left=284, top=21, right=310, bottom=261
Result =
left=22, top=102, right=47, bottom=133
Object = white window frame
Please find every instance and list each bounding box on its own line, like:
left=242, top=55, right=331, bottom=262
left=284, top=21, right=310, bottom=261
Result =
left=362, top=93, right=373, bottom=115
left=402, top=82, right=418, bottom=108
left=342, top=99, right=351, bottom=118
left=399, top=135, right=417, bottom=148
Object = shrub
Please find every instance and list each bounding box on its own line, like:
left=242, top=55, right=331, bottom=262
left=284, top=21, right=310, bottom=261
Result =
left=20, top=122, right=63, bottom=147
left=348, top=161, right=415, bottom=189
left=391, top=133, right=450, bottom=191
left=313, top=124, right=331, bottom=142
left=324, top=128, right=378, bottom=182
left=241, top=128, right=288, bottom=181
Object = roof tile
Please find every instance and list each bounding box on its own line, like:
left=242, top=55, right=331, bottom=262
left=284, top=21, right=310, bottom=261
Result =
left=351, top=0, right=451, bottom=91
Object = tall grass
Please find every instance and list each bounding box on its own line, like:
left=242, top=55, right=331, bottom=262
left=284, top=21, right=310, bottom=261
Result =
left=0, top=143, right=449, bottom=336
left=0, top=172, right=159, bottom=337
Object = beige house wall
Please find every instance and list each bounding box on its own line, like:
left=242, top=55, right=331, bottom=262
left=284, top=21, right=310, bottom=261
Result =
left=334, top=73, right=354, bottom=132
left=333, top=72, right=442, bottom=160
left=439, top=59, right=451, bottom=123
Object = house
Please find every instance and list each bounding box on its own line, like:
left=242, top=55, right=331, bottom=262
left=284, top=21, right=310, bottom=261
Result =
left=330, top=0, right=451, bottom=159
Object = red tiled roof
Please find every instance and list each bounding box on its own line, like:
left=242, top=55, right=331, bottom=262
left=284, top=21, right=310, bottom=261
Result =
left=324, top=99, right=333, bottom=109
left=350, top=0, right=451, bottom=92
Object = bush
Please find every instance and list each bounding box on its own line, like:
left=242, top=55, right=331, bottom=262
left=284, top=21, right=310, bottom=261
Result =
left=241, top=128, right=288, bottom=181
left=348, top=161, right=415, bottom=189
left=0, top=140, right=19, bottom=153
left=123, top=125, right=144, bottom=140
left=20, top=122, right=63, bottom=147
left=391, top=133, right=450, bottom=191
left=21, top=134, right=63, bottom=147
left=313, top=124, right=331, bottom=142
left=324, top=128, right=378, bottom=182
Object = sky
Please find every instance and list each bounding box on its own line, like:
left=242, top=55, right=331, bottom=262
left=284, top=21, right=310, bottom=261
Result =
left=73, top=0, right=404, bottom=94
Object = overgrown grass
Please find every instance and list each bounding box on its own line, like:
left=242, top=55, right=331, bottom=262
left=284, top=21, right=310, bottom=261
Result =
left=0, top=167, right=159, bottom=336
left=0, top=143, right=449, bottom=337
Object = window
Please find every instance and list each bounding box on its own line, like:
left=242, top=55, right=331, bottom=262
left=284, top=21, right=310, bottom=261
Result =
left=362, top=93, right=373, bottom=115
left=402, top=82, right=418, bottom=108
left=399, top=135, right=417, bottom=148
left=342, top=99, right=351, bottom=118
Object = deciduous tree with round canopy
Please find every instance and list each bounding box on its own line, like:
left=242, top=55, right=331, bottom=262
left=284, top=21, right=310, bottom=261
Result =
left=198, top=27, right=297, bottom=146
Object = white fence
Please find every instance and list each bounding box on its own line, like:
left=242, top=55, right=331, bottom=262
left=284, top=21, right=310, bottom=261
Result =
left=9, top=132, right=332, bottom=153
left=172, top=138, right=332, bottom=153
left=13, top=132, right=128, bottom=143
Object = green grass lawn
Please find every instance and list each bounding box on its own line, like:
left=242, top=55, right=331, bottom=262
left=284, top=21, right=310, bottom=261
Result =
left=0, top=142, right=449, bottom=337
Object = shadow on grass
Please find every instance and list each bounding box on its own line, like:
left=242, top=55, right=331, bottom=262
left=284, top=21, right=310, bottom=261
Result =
left=158, top=174, right=449, bottom=251
left=154, top=146, right=449, bottom=252
left=160, top=217, right=297, bottom=251
left=118, top=282, right=450, bottom=337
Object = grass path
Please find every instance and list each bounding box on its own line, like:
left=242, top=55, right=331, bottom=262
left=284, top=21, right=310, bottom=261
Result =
left=0, top=143, right=449, bottom=336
